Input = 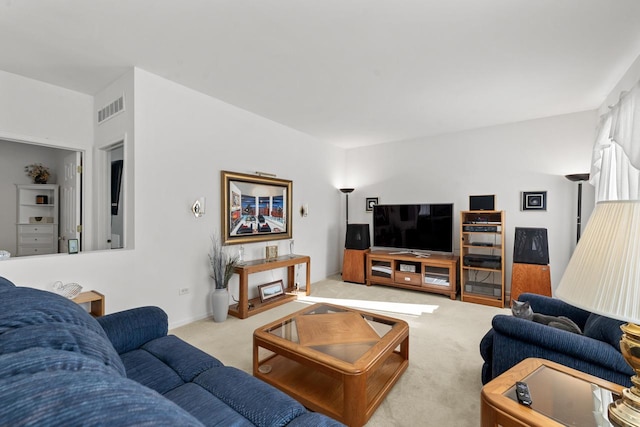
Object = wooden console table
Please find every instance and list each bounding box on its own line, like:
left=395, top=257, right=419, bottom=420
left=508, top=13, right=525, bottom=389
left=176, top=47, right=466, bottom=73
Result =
left=229, top=254, right=311, bottom=319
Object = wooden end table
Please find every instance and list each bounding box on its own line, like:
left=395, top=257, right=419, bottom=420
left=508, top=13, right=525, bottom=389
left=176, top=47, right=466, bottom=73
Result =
left=72, top=290, right=105, bottom=317
left=481, top=358, right=624, bottom=427
left=253, top=303, right=409, bottom=427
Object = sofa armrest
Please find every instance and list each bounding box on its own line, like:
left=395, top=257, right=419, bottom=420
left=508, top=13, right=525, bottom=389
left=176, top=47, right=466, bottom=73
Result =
left=491, top=314, right=631, bottom=374
left=518, top=293, right=591, bottom=328
left=97, top=306, right=168, bottom=354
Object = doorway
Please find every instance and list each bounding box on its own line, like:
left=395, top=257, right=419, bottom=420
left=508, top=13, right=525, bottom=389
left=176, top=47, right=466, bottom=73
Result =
left=106, top=143, right=124, bottom=249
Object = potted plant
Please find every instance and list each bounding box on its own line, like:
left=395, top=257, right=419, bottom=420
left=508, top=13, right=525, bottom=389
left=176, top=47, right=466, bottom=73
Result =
left=25, top=163, right=50, bottom=184
left=208, top=234, right=238, bottom=322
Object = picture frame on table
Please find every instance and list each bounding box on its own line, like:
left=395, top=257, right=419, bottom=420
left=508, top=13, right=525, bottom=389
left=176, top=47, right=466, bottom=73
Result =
left=68, top=239, right=79, bottom=254
left=258, top=280, right=285, bottom=302
left=221, top=171, right=293, bottom=245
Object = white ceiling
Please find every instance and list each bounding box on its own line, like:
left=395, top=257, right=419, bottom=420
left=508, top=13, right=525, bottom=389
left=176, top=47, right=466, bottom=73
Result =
left=1, top=1, right=639, bottom=148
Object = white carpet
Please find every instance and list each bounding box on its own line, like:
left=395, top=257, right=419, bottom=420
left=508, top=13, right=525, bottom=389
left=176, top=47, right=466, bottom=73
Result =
left=295, top=295, right=439, bottom=316
left=172, top=276, right=510, bottom=426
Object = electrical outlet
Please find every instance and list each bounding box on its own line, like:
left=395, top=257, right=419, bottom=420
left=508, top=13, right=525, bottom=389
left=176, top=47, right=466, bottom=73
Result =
left=178, top=287, right=190, bottom=296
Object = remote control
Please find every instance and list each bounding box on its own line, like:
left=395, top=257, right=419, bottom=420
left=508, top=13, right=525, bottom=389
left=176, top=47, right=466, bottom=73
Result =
left=515, top=381, right=532, bottom=406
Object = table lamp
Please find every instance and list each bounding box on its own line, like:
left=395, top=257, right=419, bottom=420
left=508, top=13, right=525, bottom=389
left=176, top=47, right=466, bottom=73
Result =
left=555, top=200, right=640, bottom=427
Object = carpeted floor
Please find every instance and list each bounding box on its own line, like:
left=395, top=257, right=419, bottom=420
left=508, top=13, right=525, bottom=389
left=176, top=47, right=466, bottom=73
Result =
left=171, top=276, right=510, bottom=426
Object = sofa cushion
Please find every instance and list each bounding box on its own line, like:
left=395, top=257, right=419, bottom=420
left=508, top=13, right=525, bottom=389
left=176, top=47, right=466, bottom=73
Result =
left=0, top=348, right=203, bottom=427
left=141, top=335, right=223, bottom=382
left=165, top=383, right=254, bottom=427
left=97, top=306, right=169, bottom=354
left=0, top=286, right=126, bottom=376
left=194, top=366, right=307, bottom=427
left=583, top=314, right=625, bottom=351
left=0, top=323, right=126, bottom=376
left=121, top=348, right=186, bottom=394
left=0, top=276, right=15, bottom=290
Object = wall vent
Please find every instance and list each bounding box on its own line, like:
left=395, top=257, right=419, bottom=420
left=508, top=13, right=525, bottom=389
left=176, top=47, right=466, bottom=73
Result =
left=97, top=95, right=125, bottom=124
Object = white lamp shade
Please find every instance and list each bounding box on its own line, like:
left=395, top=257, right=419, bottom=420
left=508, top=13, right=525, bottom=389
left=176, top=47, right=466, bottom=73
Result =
left=555, top=200, right=640, bottom=324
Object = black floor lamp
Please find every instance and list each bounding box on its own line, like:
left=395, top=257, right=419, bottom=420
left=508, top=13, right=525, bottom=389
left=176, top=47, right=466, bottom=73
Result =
left=340, top=188, right=354, bottom=227
left=565, top=173, right=590, bottom=243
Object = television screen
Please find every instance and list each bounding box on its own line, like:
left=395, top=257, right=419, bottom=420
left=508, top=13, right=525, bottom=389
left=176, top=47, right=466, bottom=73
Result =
left=373, top=203, right=453, bottom=253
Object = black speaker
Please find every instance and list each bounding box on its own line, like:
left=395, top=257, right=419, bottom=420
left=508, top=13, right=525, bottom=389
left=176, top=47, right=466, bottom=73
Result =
left=470, top=195, right=495, bottom=211
left=345, top=224, right=370, bottom=250
left=513, top=227, right=549, bottom=265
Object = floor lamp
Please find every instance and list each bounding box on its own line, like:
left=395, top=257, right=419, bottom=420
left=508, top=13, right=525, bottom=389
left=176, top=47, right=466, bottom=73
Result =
left=340, top=188, right=354, bottom=227
left=565, top=173, right=589, bottom=243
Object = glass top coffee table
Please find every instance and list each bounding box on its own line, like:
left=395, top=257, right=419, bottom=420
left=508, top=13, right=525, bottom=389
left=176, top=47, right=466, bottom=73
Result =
left=253, top=303, right=409, bottom=426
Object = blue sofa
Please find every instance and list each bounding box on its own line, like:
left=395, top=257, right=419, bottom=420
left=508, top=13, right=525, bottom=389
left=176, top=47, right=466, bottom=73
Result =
left=0, top=277, right=343, bottom=426
left=480, top=293, right=633, bottom=387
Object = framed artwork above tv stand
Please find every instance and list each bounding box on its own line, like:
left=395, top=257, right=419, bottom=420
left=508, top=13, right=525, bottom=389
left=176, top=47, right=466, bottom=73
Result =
left=366, top=250, right=459, bottom=299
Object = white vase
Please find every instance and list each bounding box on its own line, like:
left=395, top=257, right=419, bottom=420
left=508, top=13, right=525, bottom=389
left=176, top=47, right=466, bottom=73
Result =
left=211, top=288, right=229, bottom=323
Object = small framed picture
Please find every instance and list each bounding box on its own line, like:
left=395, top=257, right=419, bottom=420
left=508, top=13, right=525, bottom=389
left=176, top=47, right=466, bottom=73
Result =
left=258, top=280, right=285, bottom=302
left=68, top=239, right=79, bottom=254
left=521, top=192, right=547, bottom=211
left=366, top=197, right=379, bottom=212
left=265, top=245, right=278, bottom=261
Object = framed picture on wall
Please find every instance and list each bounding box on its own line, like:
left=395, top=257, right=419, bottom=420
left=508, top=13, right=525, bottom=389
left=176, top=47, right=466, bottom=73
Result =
left=222, top=171, right=293, bottom=245
left=521, top=191, right=547, bottom=211
left=366, top=197, right=379, bottom=212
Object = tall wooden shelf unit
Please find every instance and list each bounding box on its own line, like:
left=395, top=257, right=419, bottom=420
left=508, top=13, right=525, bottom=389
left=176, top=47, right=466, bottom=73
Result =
left=460, top=210, right=505, bottom=308
left=16, top=184, right=59, bottom=256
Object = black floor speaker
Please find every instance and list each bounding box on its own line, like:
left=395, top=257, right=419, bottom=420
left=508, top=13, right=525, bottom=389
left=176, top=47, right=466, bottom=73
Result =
left=513, top=227, right=549, bottom=265
left=345, top=224, right=370, bottom=250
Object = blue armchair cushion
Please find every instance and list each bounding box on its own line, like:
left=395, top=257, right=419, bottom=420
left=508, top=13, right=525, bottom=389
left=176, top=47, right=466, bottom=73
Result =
left=583, top=314, right=625, bottom=352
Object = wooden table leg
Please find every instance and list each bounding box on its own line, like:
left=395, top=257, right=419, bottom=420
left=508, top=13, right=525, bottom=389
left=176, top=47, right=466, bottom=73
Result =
left=343, top=373, right=367, bottom=427
left=306, top=259, right=311, bottom=295
left=238, top=270, right=249, bottom=319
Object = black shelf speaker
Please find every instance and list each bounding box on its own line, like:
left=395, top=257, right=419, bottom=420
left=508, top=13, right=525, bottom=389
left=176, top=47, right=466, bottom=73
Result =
left=345, top=224, right=370, bottom=250
left=513, top=227, right=549, bottom=265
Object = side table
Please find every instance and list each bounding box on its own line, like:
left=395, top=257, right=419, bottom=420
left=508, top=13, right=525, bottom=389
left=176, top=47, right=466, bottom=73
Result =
left=481, top=358, right=623, bottom=427
left=72, top=290, right=105, bottom=317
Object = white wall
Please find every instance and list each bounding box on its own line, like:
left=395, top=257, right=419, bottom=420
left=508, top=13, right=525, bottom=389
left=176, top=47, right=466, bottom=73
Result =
left=0, top=68, right=346, bottom=328
left=599, top=54, right=640, bottom=115
left=0, top=69, right=93, bottom=145
left=344, top=111, right=598, bottom=295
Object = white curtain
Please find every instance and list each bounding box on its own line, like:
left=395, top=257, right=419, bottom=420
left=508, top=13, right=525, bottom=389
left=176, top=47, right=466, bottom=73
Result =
left=591, top=81, right=640, bottom=201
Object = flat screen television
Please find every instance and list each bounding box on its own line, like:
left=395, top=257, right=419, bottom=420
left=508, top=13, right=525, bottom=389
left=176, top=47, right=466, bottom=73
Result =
left=373, top=203, right=453, bottom=253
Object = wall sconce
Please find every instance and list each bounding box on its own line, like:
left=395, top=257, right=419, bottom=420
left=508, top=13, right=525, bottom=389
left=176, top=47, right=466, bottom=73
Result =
left=192, top=197, right=206, bottom=218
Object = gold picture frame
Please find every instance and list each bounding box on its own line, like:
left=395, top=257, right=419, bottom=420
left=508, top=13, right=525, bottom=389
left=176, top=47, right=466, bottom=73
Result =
left=222, top=171, right=292, bottom=245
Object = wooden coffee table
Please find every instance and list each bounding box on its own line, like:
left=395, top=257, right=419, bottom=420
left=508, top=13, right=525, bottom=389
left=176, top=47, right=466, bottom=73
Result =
left=253, top=303, right=409, bottom=426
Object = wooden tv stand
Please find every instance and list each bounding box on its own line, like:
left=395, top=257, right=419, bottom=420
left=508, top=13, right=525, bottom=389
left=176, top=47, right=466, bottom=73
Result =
left=366, top=250, right=459, bottom=299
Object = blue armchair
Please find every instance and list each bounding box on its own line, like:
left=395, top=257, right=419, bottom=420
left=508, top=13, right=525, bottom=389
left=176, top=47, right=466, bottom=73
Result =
left=480, top=293, right=633, bottom=387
